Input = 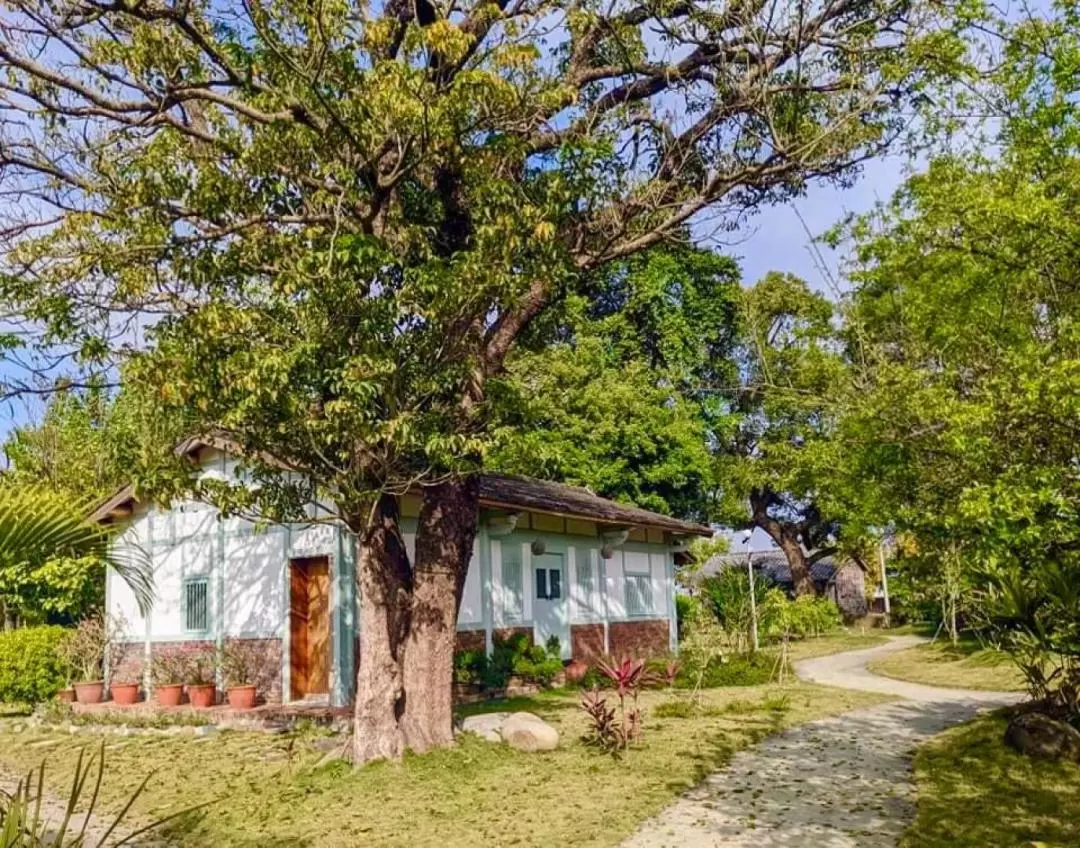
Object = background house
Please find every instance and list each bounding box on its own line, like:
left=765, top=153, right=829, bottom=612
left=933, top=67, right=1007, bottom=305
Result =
left=94, top=438, right=710, bottom=706
left=700, top=550, right=868, bottom=620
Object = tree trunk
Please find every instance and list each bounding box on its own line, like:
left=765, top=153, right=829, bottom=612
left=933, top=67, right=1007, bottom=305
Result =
left=352, top=495, right=413, bottom=765
left=749, top=489, right=816, bottom=598
left=401, top=477, right=479, bottom=753
left=350, top=480, right=480, bottom=764
left=777, top=531, right=816, bottom=597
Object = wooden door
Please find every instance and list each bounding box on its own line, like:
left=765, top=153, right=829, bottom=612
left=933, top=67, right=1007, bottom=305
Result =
left=289, top=557, right=331, bottom=700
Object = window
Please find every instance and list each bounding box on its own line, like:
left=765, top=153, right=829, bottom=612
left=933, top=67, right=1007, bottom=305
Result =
left=502, top=548, right=524, bottom=621
left=625, top=573, right=654, bottom=617
left=535, top=567, right=562, bottom=600
left=184, top=578, right=209, bottom=633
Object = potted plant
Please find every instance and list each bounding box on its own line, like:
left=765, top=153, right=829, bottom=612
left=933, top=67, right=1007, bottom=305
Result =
left=110, top=679, right=141, bottom=705
left=222, top=642, right=259, bottom=709
left=186, top=650, right=218, bottom=708
left=61, top=616, right=113, bottom=704
left=152, top=653, right=187, bottom=707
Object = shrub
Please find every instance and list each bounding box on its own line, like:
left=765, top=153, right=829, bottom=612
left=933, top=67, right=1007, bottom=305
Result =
left=453, top=649, right=488, bottom=685
left=674, top=652, right=776, bottom=688
left=483, top=633, right=563, bottom=688
left=59, top=615, right=117, bottom=683
left=0, top=626, right=71, bottom=704
left=512, top=643, right=563, bottom=686
left=780, top=595, right=842, bottom=640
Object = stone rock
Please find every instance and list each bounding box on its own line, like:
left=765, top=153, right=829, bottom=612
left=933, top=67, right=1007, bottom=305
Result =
left=500, top=712, right=558, bottom=752
left=461, top=712, right=509, bottom=743
left=194, top=724, right=218, bottom=737
left=1004, top=712, right=1080, bottom=762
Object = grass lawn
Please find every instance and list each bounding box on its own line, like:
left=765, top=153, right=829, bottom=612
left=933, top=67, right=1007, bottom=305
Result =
left=903, top=713, right=1080, bottom=848
left=867, top=637, right=1026, bottom=691
left=0, top=683, right=889, bottom=848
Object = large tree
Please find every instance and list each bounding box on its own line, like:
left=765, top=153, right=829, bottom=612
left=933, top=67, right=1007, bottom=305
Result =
left=835, top=2, right=1080, bottom=707
left=491, top=244, right=740, bottom=520
left=0, top=0, right=962, bottom=762
left=715, top=271, right=850, bottom=596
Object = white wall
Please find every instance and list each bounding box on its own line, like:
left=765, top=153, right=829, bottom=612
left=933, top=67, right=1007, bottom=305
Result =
left=223, top=530, right=285, bottom=638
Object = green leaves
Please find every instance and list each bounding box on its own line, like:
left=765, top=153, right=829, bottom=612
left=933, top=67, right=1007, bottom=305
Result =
left=0, top=487, right=154, bottom=619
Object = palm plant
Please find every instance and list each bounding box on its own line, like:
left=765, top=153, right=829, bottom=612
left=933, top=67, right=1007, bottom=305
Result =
left=0, top=486, right=154, bottom=618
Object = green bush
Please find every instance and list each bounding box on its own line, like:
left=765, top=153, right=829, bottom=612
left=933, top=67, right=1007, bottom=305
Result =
left=482, top=633, right=564, bottom=689
left=0, top=626, right=71, bottom=704
left=780, top=595, right=842, bottom=639
left=674, top=651, right=775, bottom=688
left=453, top=649, right=488, bottom=685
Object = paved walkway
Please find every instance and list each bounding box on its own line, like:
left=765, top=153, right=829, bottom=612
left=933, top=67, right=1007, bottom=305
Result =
left=622, top=636, right=1022, bottom=848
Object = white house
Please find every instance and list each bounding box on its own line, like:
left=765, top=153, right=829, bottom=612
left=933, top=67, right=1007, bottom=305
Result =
left=94, top=437, right=710, bottom=707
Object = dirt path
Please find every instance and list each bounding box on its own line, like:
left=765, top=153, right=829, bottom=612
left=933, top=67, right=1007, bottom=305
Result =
left=0, top=763, right=124, bottom=846
left=622, top=637, right=1022, bottom=847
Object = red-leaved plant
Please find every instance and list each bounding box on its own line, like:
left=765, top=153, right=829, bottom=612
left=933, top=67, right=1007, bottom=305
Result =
left=580, top=657, right=656, bottom=754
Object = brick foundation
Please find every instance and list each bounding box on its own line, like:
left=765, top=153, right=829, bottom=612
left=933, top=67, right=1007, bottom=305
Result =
left=570, top=624, right=605, bottom=664
left=609, top=620, right=670, bottom=659
left=455, top=629, right=486, bottom=653
left=493, top=627, right=532, bottom=645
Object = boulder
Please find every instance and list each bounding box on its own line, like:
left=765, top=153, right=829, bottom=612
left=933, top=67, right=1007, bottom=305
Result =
left=500, top=712, right=559, bottom=752
left=461, top=712, right=510, bottom=743
left=1004, top=712, right=1080, bottom=762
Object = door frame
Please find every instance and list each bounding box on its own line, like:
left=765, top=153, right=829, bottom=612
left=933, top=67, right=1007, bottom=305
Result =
left=531, top=550, right=571, bottom=659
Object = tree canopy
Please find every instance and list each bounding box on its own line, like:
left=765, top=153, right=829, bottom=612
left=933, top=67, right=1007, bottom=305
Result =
left=0, top=0, right=970, bottom=761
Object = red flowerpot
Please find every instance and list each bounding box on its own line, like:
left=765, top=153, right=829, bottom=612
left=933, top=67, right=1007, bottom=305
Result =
left=73, top=681, right=104, bottom=704
left=226, top=685, right=257, bottom=710
left=188, top=684, right=217, bottom=708
left=156, top=683, right=184, bottom=707
left=110, top=682, right=140, bottom=705
left=56, top=688, right=76, bottom=703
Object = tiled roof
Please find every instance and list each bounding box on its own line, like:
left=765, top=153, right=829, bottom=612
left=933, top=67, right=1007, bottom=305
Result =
left=91, top=438, right=712, bottom=537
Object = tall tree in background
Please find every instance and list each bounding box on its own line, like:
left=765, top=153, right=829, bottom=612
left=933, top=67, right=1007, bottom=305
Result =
left=0, top=0, right=965, bottom=761
left=836, top=2, right=1080, bottom=709
left=492, top=245, right=740, bottom=520
left=716, top=272, right=849, bottom=596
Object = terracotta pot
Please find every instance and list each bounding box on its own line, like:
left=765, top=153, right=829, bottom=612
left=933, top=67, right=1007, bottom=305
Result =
left=110, top=682, right=140, bottom=705
left=565, top=659, right=589, bottom=684
left=226, top=684, right=257, bottom=710
left=156, top=683, right=184, bottom=707
left=188, top=683, right=217, bottom=708
left=73, top=681, right=104, bottom=704
left=56, top=688, right=76, bottom=703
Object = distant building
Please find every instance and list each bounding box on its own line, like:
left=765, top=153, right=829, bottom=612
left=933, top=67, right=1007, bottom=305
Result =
left=700, top=551, right=868, bottom=621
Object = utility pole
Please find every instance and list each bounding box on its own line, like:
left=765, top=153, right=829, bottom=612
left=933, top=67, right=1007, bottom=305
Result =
left=744, top=530, right=759, bottom=652
left=878, top=542, right=891, bottom=627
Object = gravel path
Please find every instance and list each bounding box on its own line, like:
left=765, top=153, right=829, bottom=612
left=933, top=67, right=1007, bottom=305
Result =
left=622, top=636, right=1023, bottom=848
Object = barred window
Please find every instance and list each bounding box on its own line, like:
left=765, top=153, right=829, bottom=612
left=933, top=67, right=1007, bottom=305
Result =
left=577, top=560, right=594, bottom=615
left=184, top=579, right=209, bottom=633
left=502, top=547, right=524, bottom=621
left=625, top=573, right=654, bottom=617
